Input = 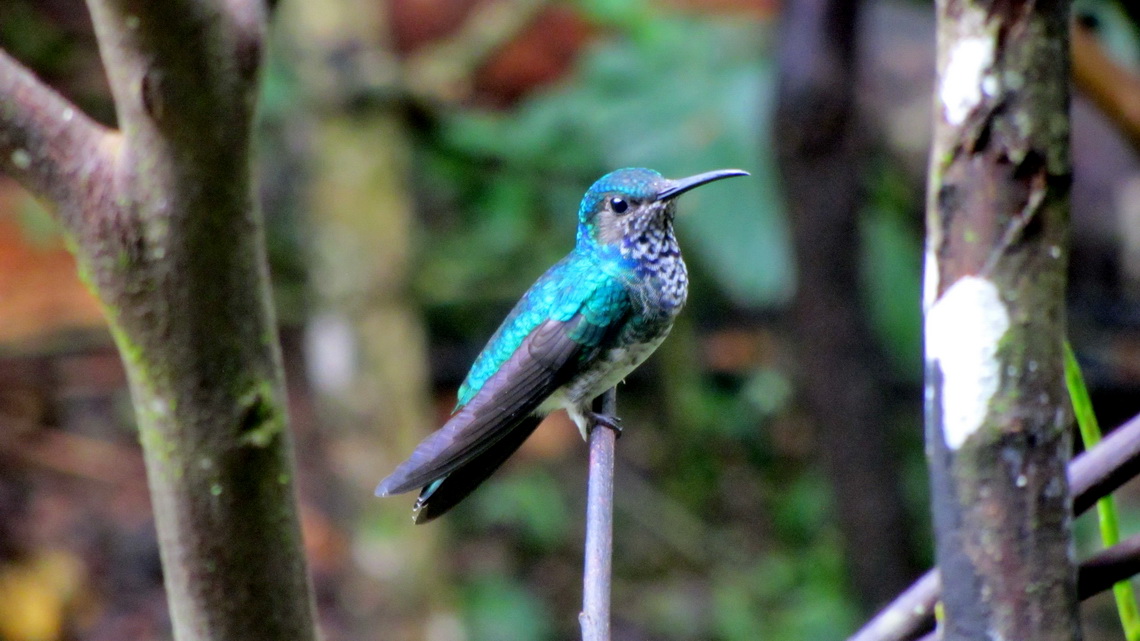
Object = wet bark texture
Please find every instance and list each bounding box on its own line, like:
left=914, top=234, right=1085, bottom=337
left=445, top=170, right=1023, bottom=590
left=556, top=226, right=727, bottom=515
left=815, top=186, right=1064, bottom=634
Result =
left=775, top=0, right=919, bottom=611
left=925, top=1, right=1078, bottom=640
left=0, top=1, right=319, bottom=640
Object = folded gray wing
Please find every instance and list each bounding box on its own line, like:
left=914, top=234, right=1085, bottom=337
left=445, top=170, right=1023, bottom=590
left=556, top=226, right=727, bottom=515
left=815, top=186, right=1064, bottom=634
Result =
left=375, top=316, right=597, bottom=497
left=411, top=414, right=544, bottom=523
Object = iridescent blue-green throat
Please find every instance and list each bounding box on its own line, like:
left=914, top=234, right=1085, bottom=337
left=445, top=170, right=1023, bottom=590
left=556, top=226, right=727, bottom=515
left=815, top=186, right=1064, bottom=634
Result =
left=376, top=167, right=749, bottom=522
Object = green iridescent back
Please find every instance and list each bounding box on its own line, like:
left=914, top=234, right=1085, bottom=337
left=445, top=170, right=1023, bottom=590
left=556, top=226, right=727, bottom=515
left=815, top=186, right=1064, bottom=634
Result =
left=456, top=251, right=631, bottom=406
left=455, top=168, right=666, bottom=407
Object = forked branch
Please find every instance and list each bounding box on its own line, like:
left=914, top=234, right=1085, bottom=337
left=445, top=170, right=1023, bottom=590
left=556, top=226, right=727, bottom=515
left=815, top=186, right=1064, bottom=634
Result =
left=0, top=49, right=115, bottom=233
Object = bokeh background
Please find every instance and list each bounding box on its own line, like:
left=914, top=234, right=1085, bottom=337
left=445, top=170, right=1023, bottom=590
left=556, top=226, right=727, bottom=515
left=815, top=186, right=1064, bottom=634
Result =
left=1, top=0, right=1139, bottom=639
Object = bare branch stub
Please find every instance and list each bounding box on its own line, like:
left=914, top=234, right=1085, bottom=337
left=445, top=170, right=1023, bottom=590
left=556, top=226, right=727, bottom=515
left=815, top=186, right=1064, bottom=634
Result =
left=0, top=49, right=116, bottom=235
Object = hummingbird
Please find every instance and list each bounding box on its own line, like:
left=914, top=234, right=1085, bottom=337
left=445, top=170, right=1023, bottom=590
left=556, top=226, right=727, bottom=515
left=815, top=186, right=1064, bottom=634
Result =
left=375, top=167, right=749, bottom=522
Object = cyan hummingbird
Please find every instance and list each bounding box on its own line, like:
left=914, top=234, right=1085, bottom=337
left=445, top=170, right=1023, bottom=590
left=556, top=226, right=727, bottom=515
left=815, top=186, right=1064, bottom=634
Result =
left=376, top=167, right=748, bottom=522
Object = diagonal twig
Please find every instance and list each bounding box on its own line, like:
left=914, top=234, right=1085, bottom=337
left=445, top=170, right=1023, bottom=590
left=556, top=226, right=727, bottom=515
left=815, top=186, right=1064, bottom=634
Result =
left=851, top=410, right=1140, bottom=641
left=910, top=533, right=1140, bottom=641
left=1072, top=23, right=1140, bottom=154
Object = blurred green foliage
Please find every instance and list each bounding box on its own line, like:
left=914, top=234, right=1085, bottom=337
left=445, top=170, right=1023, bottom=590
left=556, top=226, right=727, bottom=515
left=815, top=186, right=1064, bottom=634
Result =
left=463, top=574, right=554, bottom=641
left=861, top=160, right=923, bottom=379
left=469, top=470, right=572, bottom=550
left=406, top=8, right=912, bottom=640
left=16, top=195, right=59, bottom=249
left=417, top=17, right=792, bottom=309
left=0, top=4, right=74, bottom=78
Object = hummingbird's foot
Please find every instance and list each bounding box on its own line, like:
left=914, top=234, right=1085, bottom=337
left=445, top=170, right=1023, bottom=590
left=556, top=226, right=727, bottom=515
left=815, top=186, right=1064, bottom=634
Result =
left=587, top=412, right=622, bottom=438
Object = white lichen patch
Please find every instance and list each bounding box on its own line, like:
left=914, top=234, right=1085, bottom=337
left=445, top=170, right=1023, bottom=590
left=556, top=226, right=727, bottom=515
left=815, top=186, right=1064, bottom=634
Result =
left=940, top=36, right=995, bottom=126
left=925, top=276, right=1010, bottom=450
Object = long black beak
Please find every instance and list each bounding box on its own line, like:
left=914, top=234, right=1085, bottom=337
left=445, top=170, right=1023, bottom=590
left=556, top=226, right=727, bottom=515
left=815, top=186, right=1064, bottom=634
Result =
left=655, top=169, right=750, bottom=201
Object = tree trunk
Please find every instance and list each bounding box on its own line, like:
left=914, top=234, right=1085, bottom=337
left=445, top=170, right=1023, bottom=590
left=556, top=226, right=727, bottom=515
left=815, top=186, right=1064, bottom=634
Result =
left=280, top=0, right=449, bottom=636
left=0, top=2, right=319, bottom=640
left=775, top=0, right=919, bottom=611
left=925, top=1, right=1078, bottom=640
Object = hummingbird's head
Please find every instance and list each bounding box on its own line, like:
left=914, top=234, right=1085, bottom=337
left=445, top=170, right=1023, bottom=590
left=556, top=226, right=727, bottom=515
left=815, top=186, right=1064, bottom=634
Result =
left=575, top=167, right=749, bottom=251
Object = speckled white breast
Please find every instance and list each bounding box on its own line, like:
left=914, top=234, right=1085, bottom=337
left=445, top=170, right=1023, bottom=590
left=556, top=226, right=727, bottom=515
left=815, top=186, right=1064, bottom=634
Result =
left=537, top=331, right=671, bottom=438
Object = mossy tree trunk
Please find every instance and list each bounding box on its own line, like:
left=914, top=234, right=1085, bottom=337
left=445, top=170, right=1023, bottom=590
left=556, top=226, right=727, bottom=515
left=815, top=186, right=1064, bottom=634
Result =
left=925, top=1, right=1077, bottom=639
left=281, top=0, right=448, bottom=634
left=0, top=2, right=319, bottom=640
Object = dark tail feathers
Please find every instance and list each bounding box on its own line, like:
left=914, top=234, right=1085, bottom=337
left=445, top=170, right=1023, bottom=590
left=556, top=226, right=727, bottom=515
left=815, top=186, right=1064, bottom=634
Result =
left=412, top=415, right=543, bottom=523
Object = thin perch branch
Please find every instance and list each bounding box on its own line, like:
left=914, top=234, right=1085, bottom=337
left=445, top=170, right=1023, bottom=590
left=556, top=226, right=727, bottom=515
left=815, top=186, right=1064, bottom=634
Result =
left=0, top=48, right=116, bottom=230
left=580, top=388, right=616, bottom=641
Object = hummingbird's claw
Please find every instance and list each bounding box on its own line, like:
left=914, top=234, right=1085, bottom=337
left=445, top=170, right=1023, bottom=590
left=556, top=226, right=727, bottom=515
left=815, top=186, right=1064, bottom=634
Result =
left=587, top=412, right=623, bottom=438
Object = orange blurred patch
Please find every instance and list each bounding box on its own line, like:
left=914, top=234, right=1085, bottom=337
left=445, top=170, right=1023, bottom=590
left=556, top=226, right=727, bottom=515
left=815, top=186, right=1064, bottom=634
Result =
left=519, top=410, right=578, bottom=460
left=472, top=6, right=595, bottom=107
left=0, top=181, right=105, bottom=347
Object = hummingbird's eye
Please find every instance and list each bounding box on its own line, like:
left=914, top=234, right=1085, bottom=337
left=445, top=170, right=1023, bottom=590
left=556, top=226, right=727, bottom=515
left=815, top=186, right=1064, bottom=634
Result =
left=609, top=197, right=629, bottom=214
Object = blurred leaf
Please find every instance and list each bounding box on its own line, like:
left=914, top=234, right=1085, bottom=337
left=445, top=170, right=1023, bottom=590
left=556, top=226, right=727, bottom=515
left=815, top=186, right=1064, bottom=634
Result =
left=426, top=19, right=793, bottom=307
left=570, top=0, right=654, bottom=31
left=259, top=45, right=301, bottom=121
left=640, top=578, right=711, bottom=640
left=740, top=367, right=794, bottom=423
left=771, top=472, right=832, bottom=544
left=860, top=198, right=922, bottom=378
left=0, top=5, right=73, bottom=74
left=463, top=574, right=553, bottom=641
left=469, top=469, right=571, bottom=550
left=0, top=551, right=83, bottom=641
left=713, top=545, right=856, bottom=641
left=17, top=195, right=60, bottom=248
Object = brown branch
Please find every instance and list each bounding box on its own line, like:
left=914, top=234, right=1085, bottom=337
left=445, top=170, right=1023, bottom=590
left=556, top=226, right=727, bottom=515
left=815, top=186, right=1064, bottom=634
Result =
left=850, top=412, right=1140, bottom=641
left=1079, top=532, right=1140, bottom=599
left=0, top=48, right=116, bottom=231
left=1072, top=22, right=1140, bottom=154
left=910, top=534, right=1140, bottom=641
left=85, top=0, right=264, bottom=150
left=848, top=571, right=940, bottom=641
left=1071, top=411, right=1140, bottom=514
left=67, top=1, right=320, bottom=640
left=924, top=2, right=1074, bottom=639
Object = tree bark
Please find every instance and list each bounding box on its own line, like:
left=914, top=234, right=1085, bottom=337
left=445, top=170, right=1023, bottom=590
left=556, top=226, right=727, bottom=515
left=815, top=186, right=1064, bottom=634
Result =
left=0, top=1, right=319, bottom=640
left=925, top=1, right=1077, bottom=640
left=774, top=0, right=918, bottom=611
left=852, top=406, right=1140, bottom=641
